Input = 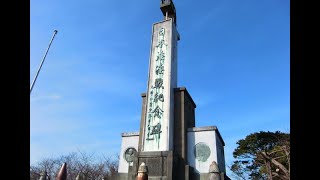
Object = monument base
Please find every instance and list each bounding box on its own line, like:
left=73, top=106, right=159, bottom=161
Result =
left=128, top=151, right=173, bottom=180
left=117, top=173, right=129, bottom=180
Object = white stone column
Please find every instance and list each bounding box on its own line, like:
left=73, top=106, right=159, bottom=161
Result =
left=142, top=18, right=179, bottom=151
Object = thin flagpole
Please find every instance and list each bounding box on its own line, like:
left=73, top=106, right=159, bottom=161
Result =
left=30, top=30, right=58, bottom=94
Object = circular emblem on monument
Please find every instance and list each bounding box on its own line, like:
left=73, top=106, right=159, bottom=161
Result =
left=194, top=142, right=211, bottom=162
left=124, top=147, right=137, bottom=163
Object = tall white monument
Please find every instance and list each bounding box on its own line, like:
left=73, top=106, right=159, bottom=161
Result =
left=142, top=17, right=179, bottom=152
left=117, top=1, right=230, bottom=179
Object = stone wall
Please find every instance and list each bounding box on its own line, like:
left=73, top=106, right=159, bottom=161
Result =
left=118, top=132, right=139, bottom=173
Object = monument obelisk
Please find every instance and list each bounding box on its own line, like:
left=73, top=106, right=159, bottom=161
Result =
left=142, top=0, right=179, bottom=152
left=124, top=1, right=179, bottom=179
left=117, top=1, right=230, bottom=179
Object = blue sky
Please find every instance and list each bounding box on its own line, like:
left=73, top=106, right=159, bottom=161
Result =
left=30, top=0, right=289, bottom=177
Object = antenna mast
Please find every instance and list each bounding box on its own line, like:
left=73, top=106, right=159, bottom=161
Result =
left=30, top=30, right=58, bottom=94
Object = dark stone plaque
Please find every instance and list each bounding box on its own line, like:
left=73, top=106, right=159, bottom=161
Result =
left=194, top=142, right=211, bottom=162
left=124, top=147, right=137, bottom=163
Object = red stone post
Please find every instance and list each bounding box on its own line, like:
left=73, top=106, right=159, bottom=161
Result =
left=136, top=162, right=148, bottom=180
left=56, top=163, right=67, bottom=180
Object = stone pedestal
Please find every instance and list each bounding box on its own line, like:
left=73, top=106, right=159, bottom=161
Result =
left=129, top=151, right=173, bottom=180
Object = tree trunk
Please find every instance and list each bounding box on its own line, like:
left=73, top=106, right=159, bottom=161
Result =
left=265, top=159, right=273, bottom=180
left=261, top=152, right=290, bottom=179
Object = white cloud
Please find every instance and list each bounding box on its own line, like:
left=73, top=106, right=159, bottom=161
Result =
left=30, top=94, right=62, bottom=102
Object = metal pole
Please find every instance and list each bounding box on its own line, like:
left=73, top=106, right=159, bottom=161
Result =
left=30, top=30, right=58, bottom=94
